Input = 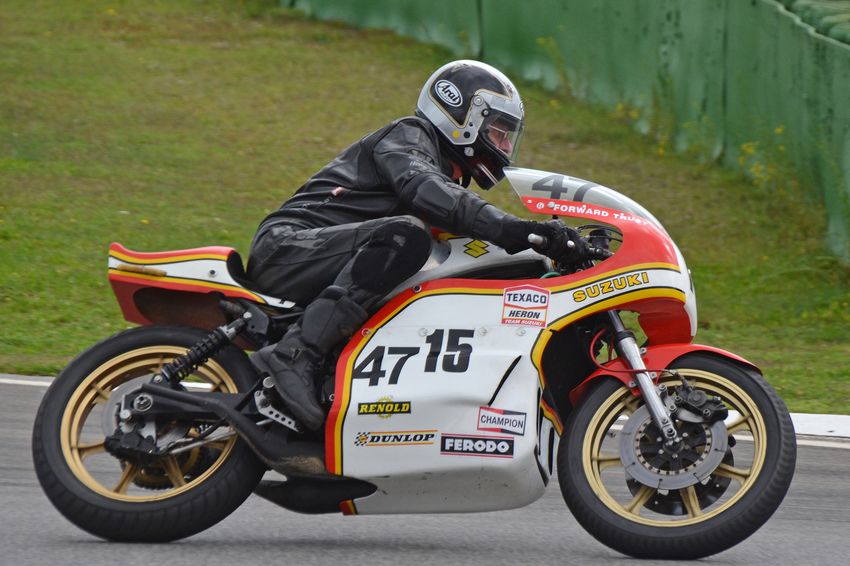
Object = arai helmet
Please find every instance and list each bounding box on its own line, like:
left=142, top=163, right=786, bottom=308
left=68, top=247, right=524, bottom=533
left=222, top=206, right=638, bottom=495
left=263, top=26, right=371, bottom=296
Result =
left=416, top=60, right=524, bottom=189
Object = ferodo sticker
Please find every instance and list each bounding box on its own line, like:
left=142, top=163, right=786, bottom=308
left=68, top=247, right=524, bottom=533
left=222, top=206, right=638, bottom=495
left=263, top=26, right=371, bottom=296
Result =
left=572, top=271, right=650, bottom=302
left=502, top=285, right=550, bottom=327
left=477, top=406, right=527, bottom=436
left=441, top=434, right=515, bottom=458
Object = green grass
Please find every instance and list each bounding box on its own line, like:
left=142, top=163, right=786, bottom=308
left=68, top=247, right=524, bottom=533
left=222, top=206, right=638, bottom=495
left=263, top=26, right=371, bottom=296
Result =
left=1, top=0, right=848, bottom=414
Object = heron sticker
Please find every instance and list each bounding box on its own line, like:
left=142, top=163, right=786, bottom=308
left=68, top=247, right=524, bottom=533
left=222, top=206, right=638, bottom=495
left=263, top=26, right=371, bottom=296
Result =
left=502, top=285, right=550, bottom=327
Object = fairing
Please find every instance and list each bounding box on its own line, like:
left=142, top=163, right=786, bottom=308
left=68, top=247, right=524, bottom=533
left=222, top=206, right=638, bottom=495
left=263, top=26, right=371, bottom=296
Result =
left=106, top=167, right=716, bottom=517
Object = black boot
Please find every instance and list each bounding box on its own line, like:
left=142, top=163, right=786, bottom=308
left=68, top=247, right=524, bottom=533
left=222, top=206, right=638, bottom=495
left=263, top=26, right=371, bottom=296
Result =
left=252, top=327, right=326, bottom=431
left=252, top=286, right=368, bottom=431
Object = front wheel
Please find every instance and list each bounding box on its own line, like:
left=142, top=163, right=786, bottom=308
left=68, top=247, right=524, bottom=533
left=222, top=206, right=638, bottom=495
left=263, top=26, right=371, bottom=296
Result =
left=32, top=326, right=267, bottom=542
left=558, top=353, right=796, bottom=559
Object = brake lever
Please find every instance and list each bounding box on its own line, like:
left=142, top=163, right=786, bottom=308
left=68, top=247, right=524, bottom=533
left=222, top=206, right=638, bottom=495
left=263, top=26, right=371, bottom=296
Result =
left=587, top=246, right=613, bottom=259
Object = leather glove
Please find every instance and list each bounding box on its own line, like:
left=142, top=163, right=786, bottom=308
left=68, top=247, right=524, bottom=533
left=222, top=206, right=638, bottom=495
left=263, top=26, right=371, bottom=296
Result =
left=495, top=219, right=538, bottom=254
left=530, top=220, right=587, bottom=264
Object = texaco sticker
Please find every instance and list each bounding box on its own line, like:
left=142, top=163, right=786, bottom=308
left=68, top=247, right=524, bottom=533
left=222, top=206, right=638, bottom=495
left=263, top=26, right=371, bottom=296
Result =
left=502, top=284, right=550, bottom=327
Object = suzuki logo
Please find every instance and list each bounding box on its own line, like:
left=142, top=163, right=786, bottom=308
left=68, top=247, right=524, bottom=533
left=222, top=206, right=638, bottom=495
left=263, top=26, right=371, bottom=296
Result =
left=464, top=240, right=489, bottom=258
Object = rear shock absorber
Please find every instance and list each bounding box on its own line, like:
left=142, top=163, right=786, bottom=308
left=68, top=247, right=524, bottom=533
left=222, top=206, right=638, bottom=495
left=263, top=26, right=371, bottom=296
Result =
left=157, top=312, right=252, bottom=388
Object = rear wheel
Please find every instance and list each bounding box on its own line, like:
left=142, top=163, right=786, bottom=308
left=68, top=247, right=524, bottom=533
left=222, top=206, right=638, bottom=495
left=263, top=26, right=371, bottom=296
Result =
left=558, top=353, right=796, bottom=559
left=32, top=326, right=267, bottom=542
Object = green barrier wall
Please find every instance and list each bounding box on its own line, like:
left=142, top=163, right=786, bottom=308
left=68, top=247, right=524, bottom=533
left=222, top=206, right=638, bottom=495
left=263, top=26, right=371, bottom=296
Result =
left=287, top=0, right=850, bottom=261
left=290, top=0, right=480, bottom=57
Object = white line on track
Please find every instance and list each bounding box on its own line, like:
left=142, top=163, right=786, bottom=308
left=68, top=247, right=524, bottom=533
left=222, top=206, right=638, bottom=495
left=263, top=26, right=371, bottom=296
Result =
left=0, top=377, right=53, bottom=387
left=3, top=375, right=848, bottom=446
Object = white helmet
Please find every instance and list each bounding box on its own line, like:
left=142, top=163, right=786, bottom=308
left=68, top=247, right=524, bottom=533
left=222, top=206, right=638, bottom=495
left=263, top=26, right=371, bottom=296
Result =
left=416, top=60, right=524, bottom=189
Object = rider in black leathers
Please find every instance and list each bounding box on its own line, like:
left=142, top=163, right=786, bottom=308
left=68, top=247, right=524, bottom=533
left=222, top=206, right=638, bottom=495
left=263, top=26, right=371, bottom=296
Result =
left=248, top=60, right=584, bottom=431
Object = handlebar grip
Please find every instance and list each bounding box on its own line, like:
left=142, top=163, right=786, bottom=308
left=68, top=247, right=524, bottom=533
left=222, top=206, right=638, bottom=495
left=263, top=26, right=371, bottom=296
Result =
left=527, top=233, right=546, bottom=246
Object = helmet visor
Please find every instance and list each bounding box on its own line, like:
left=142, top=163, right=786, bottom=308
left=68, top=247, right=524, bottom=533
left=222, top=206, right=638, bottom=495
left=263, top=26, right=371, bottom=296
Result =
left=483, top=113, right=524, bottom=164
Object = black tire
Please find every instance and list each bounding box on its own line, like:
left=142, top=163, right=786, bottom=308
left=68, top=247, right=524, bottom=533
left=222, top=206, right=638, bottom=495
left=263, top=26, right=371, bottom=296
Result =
left=32, top=326, right=267, bottom=542
left=558, top=353, right=796, bottom=559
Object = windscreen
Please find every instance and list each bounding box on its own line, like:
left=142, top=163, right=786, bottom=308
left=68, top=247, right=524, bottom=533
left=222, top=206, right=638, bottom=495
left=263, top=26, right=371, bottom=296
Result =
left=504, top=167, right=667, bottom=233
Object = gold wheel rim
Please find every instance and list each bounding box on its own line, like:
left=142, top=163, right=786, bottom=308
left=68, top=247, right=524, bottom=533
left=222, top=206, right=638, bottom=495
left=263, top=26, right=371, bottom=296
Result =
left=60, top=346, right=239, bottom=502
left=583, top=370, right=768, bottom=527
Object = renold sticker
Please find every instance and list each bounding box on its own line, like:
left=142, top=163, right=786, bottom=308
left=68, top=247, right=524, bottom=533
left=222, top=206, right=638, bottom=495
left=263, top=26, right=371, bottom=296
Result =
left=502, top=285, right=550, bottom=327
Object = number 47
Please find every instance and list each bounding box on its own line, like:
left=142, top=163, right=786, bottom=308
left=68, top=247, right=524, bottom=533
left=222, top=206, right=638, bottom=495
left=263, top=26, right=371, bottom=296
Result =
left=352, top=328, right=474, bottom=386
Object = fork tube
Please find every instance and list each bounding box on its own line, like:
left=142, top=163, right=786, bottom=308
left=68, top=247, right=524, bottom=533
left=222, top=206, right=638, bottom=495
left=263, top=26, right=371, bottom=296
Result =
left=607, top=311, right=680, bottom=443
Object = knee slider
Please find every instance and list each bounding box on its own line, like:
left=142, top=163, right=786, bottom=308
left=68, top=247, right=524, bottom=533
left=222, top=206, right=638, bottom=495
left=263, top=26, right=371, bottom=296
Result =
left=368, top=216, right=428, bottom=249
left=352, top=217, right=431, bottom=293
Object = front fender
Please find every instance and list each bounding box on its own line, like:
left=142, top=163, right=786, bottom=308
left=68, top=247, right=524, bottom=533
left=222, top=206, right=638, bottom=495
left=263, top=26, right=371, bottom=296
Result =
left=567, top=343, right=759, bottom=406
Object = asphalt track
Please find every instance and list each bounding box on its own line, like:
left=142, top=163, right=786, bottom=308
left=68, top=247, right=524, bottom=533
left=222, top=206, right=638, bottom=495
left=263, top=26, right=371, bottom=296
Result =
left=2, top=377, right=848, bottom=566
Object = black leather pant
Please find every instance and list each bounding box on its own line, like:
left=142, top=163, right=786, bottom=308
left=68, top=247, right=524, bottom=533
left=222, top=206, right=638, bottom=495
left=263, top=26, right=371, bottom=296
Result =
left=247, top=215, right=432, bottom=309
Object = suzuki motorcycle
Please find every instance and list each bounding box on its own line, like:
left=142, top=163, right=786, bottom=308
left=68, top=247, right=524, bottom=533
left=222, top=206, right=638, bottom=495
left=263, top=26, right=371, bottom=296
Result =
left=32, top=167, right=796, bottom=559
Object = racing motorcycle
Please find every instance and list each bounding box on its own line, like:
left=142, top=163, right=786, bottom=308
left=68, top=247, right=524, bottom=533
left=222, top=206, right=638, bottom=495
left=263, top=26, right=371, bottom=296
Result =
left=32, top=167, right=796, bottom=559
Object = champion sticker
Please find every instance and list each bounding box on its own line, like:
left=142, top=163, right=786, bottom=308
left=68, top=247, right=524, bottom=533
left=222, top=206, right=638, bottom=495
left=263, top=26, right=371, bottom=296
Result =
left=477, top=406, right=527, bottom=436
left=502, top=285, right=550, bottom=327
left=434, top=80, right=462, bottom=107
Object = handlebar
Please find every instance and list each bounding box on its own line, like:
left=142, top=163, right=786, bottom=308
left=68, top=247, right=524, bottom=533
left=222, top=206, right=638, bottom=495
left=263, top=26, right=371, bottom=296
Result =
left=527, top=233, right=546, bottom=247
left=526, top=232, right=612, bottom=262
left=527, top=233, right=578, bottom=249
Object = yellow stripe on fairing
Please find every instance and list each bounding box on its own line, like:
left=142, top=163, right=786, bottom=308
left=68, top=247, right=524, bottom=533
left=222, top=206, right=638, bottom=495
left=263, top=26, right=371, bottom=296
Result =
left=544, top=262, right=680, bottom=294
left=541, top=402, right=563, bottom=436
left=108, top=268, right=267, bottom=304
left=110, top=250, right=230, bottom=265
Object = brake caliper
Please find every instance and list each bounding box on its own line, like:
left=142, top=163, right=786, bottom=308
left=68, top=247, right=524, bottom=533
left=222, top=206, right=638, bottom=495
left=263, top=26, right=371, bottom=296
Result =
left=671, top=374, right=729, bottom=424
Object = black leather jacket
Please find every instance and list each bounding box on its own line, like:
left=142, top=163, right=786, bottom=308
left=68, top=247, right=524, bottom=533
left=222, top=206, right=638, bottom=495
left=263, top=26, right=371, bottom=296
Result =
left=254, top=116, right=534, bottom=253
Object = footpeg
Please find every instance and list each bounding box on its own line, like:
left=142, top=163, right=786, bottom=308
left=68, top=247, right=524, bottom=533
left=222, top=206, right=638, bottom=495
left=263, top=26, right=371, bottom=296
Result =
left=255, top=389, right=301, bottom=433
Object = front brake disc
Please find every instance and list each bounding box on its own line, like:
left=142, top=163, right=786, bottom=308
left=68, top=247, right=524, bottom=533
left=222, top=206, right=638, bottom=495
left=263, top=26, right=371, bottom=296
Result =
left=619, top=405, right=728, bottom=491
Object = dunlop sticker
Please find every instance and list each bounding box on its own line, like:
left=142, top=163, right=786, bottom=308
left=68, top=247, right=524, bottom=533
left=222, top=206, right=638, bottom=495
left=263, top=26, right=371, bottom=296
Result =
left=353, top=430, right=436, bottom=447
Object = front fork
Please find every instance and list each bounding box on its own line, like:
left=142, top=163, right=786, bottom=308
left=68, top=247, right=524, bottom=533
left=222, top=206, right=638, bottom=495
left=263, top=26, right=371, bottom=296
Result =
left=607, top=311, right=681, bottom=444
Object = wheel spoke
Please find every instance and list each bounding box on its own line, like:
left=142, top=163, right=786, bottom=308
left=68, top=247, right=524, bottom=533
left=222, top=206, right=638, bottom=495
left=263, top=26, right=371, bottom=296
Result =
left=91, top=382, right=112, bottom=404
left=114, top=463, right=140, bottom=494
left=74, top=440, right=106, bottom=461
left=726, top=413, right=752, bottom=435
left=713, top=463, right=752, bottom=484
left=593, top=453, right=623, bottom=471
left=204, top=440, right=230, bottom=452
left=207, top=377, right=223, bottom=391
left=161, top=456, right=187, bottom=487
left=624, top=485, right=655, bottom=513
left=623, top=395, right=641, bottom=416
left=680, top=485, right=703, bottom=518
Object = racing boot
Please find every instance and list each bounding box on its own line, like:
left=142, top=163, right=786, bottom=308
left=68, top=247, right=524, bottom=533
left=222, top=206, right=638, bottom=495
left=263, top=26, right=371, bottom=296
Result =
left=252, top=286, right=368, bottom=431
left=252, top=327, right=326, bottom=431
